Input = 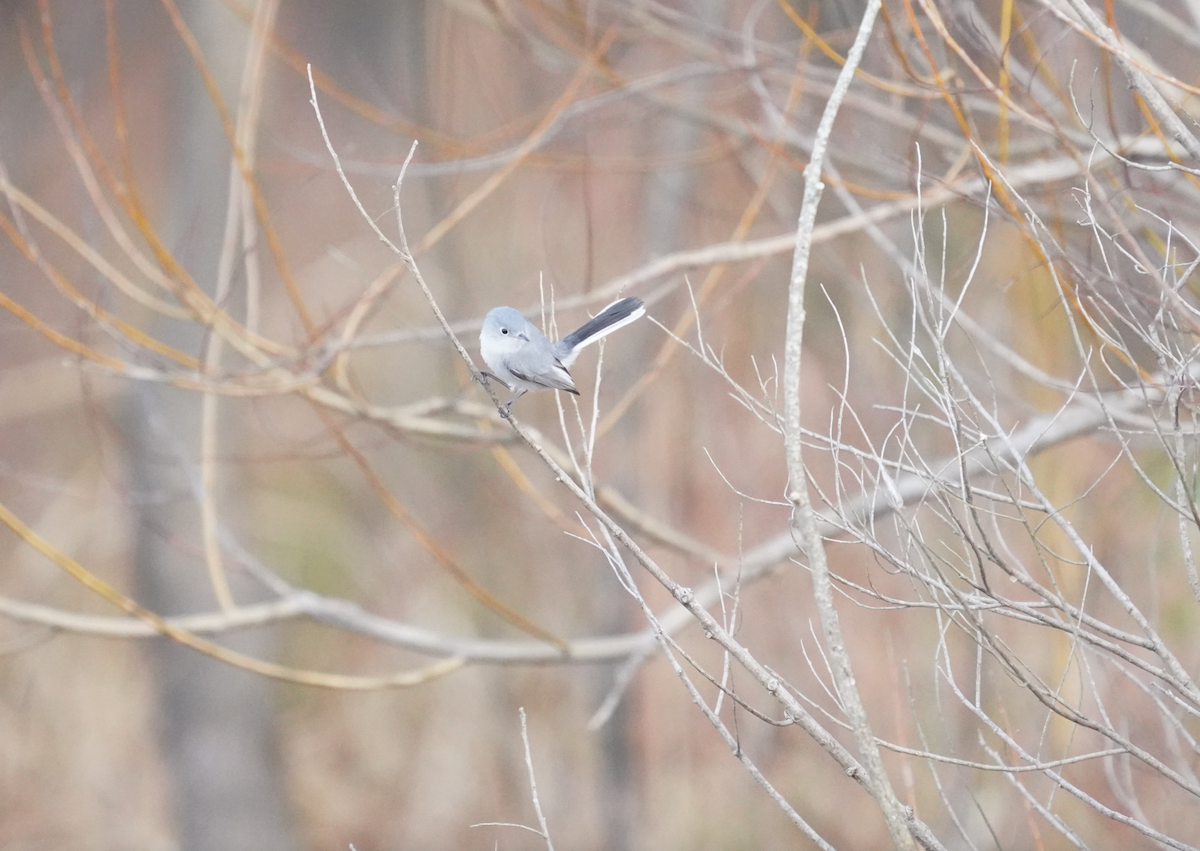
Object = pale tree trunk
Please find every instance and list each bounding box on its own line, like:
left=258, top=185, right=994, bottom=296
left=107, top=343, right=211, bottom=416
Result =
left=126, top=2, right=294, bottom=849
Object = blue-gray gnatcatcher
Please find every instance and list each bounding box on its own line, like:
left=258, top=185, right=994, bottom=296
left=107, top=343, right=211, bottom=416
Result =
left=479, top=296, right=645, bottom=412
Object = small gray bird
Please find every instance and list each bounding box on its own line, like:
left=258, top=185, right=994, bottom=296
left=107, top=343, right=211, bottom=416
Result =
left=479, top=297, right=645, bottom=413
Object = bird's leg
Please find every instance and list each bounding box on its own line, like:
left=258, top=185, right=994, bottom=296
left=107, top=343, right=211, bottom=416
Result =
left=499, top=388, right=527, bottom=419
left=475, top=371, right=518, bottom=417
left=476, top=370, right=509, bottom=388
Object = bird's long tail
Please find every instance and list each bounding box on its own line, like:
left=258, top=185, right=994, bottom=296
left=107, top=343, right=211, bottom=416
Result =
left=558, top=297, right=645, bottom=365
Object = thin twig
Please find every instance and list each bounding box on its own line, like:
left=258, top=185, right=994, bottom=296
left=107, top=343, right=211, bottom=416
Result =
left=518, top=708, right=555, bottom=851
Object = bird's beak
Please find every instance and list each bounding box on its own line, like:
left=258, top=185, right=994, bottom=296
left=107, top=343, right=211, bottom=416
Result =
left=518, top=332, right=530, bottom=342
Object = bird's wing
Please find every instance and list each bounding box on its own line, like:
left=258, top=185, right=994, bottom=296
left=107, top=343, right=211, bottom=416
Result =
left=508, top=360, right=579, bottom=394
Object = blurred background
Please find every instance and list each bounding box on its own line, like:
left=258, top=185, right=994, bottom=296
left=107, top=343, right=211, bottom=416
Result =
left=1, top=0, right=1199, bottom=849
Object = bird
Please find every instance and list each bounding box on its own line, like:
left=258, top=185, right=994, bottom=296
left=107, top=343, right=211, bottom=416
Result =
left=479, top=296, right=645, bottom=413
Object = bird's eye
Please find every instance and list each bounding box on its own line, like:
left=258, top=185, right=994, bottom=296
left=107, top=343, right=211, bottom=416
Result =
left=501, top=328, right=508, bottom=335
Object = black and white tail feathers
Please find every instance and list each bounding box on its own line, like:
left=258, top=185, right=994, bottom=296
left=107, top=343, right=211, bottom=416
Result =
left=557, top=297, right=645, bottom=366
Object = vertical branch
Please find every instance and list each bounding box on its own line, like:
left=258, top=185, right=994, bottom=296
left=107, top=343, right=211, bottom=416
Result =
left=198, top=0, right=279, bottom=611
left=782, top=2, right=917, bottom=849
left=237, top=0, right=278, bottom=337
left=518, top=708, right=555, bottom=851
